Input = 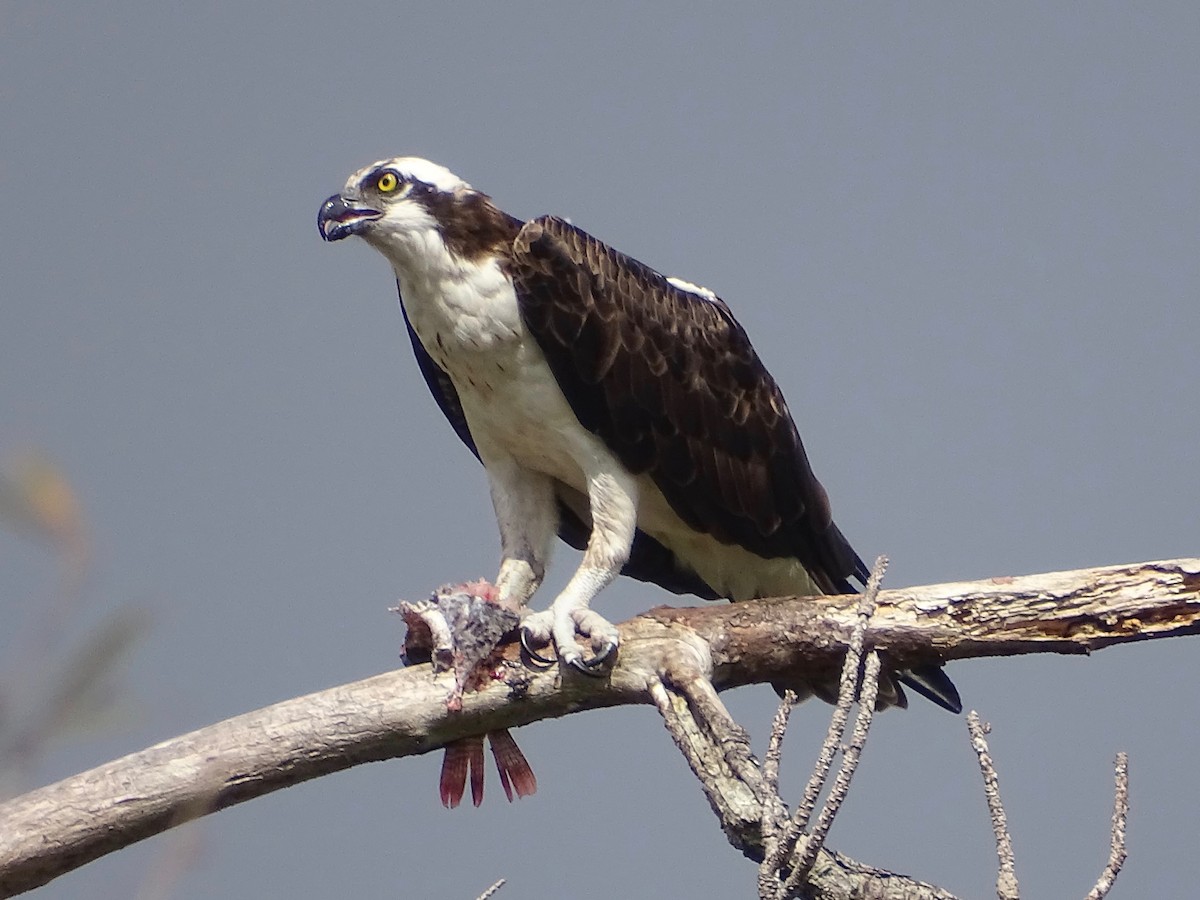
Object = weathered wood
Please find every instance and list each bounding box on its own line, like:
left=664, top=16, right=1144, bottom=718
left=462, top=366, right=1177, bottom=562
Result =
left=0, top=558, right=1194, bottom=897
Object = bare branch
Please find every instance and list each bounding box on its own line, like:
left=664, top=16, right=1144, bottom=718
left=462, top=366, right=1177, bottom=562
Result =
left=474, top=878, right=506, bottom=900
left=0, top=557, right=1184, bottom=896
left=784, top=652, right=882, bottom=898
left=646, top=558, right=1200, bottom=692
left=651, top=653, right=954, bottom=900
left=967, top=713, right=1019, bottom=900
left=965, top=718, right=1130, bottom=900
left=762, top=558, right=887, bottom=897
left=1083, top=753, right=1129, bottom=900
left=761, top=690, right=796, bottom=804
left=649, top=676, right=769, bottom=853
left=798, top=558, right=886, bottom=834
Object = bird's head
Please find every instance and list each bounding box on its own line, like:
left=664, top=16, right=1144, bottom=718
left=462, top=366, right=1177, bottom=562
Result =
left=318, top=157, right=517, bottom=268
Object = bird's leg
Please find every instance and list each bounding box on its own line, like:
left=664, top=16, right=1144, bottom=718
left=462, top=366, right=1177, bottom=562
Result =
left=484, top=454, right=556, bottom=614
left=522, top=470, right=637, bottom=673
left=495, top=557, right=543, bottom=613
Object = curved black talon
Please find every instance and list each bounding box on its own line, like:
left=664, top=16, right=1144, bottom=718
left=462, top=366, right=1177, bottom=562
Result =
left=567, top=641, right=618, bottom=676
left=519, top=629, right=557, bottom=668
left=567, top=656, right=609, bottom=677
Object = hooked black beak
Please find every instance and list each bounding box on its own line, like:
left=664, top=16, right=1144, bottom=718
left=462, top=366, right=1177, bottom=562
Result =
left=318, top=194, right=383, bottom=242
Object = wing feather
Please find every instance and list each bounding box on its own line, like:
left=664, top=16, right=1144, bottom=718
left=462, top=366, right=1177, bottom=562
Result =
left=394, top=279, right=718, bottom=599
left=510, top=217, right=864, bottom=593
left=397, top=225, right=958, bottom=710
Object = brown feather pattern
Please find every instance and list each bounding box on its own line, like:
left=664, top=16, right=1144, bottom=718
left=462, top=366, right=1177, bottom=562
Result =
left=509, top=216, right=863, bottom=591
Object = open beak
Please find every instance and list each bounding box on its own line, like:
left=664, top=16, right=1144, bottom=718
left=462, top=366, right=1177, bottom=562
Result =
left=318, top=194, right=383, bottom=242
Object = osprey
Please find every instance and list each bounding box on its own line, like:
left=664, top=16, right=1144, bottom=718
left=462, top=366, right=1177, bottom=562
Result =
left=318, top=157, right=959, bottom=712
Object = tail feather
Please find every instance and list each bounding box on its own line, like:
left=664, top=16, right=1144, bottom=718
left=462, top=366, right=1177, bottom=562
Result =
left=775, top=660, right=958, bottom=715
left=897, top=664, right=963, bottom=714
left=467, top=736, right=486, bottom=807
left=488, top=729, right=538, bottom=801
left=846, top=550, right=962, bottom=714
left=795, top=668, right=910, bottom=711
left=439, top=738, right=478, bottom=809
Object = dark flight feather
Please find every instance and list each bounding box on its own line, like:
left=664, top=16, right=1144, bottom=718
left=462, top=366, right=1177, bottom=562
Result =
left=510, top=216, right=862, bottom=594
left=399, top=219, right=959, bottom=713
left=396, top=283, right=719, bottom=601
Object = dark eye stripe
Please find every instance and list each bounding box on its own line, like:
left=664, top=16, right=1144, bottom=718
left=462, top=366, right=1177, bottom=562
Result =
left=363, top=168, right=438, bottom=197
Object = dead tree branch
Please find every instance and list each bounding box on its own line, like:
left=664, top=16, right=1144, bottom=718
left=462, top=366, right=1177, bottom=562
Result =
left=1084, top=753, right=1129, bottom=900
left=649, top=615, right=946, bottom=900
left=965, top=715, right=1130, bottom=900
left=762, top=558, right=887, bottom=899
left=474, top=878, right=506, bottom=900
left=968, top=713, right=1020, bottom=900
left=0, top=557, right=1191, bottom=897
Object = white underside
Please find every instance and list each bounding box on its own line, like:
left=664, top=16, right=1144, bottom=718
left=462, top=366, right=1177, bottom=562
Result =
left=392, top=251, right=823, bottom=603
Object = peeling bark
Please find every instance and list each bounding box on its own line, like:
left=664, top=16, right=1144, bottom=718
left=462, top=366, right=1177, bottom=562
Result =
left=0, top=558, right=1194, bottom=897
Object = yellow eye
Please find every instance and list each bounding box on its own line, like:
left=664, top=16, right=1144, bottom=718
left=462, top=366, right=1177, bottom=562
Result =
left=377, top=172, right=399, bottom=192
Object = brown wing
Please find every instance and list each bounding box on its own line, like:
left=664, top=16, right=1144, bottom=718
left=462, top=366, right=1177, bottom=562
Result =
left=396, top=279, right=720, bottom=600
left=510, top=216, right=867, bottom=594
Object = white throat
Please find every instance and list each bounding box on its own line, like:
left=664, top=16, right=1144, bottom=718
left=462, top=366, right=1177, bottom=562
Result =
left=379, top=230, right=522, bottom=368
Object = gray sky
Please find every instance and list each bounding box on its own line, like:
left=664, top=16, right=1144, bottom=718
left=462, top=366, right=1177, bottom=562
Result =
left=2, top=3, right=1198, bottom=897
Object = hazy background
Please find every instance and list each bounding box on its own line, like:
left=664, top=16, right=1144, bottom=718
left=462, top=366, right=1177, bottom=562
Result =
left=2, top=3, right=1197, bottom=897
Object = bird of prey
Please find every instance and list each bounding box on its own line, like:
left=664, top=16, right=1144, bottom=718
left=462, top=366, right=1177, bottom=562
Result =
left=318, top=157, right=959, bottom=713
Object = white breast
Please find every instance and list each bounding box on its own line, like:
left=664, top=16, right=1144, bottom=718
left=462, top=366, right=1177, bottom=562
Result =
left=397, top=256, right=607, bottom=488
left=397, top=253, right=823, bottom=604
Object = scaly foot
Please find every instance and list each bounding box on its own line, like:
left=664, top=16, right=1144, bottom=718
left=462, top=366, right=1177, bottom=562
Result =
left=519, top=605, right=619, bottom=674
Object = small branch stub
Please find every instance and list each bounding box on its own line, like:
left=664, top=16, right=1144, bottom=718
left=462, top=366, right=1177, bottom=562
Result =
left=967, top=715, right=1130, bottom=900
left=1083, top=753, right=1129, bottom=900
left=474, top=878, right=505, bottom=900
left=967, top=712, right=1019, bottom=900
left=765, top=558, right=887, bottom=900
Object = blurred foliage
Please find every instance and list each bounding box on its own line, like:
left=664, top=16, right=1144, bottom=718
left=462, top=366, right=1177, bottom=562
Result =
left=0, top=450, right=148, bottom=797
left=0, top=451, right=87, bottom=551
